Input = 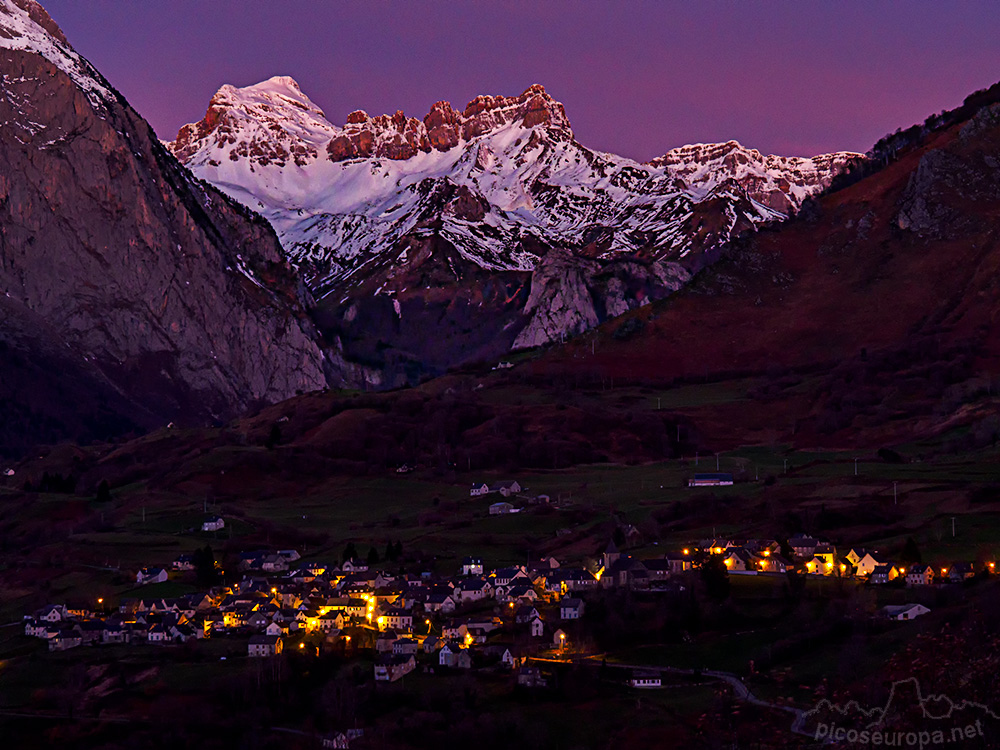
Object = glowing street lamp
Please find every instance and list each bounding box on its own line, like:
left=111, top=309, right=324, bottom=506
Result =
left=559, top=632, right=566, bottom=651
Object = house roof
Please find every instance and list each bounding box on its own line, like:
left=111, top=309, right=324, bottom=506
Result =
left=249, top=634, right=281, bottom=645
left=882, top=604, right=928, bottom=615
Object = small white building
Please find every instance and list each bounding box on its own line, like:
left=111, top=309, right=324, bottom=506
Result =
left=201, top=516, right=225, bottom=532
left=489, top=502, right=514, bottom=515
left=530, top=616, right=545, bottom=638
left=630, top=670, right=662, bottom=688
left=882, top=603, right=931, bottom=621
left=136, top=567, right=168, bottom=585
left=461, top=557, right=484, bottom=576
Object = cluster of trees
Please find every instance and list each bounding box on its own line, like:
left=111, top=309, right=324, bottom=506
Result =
left=341, top=541, right=403, bottom=566
left=825, top=79, right=1000, bottom=197
left=23, top=471, right=77, bottom=493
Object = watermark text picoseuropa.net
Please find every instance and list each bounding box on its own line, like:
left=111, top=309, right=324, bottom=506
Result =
left=799, top=677, right=998, bottom=747
left=815, top=720, right=986, bottom=747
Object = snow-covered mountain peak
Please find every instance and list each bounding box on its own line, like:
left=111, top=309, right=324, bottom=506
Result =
left=170, top=74, right=338, bottom=167
left=648, top=139, right=862, bottom=212
left=169, top=77, right=859, bottom=345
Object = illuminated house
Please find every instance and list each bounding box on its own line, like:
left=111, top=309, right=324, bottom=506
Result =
left=869, top=564, right=900, bottom=585
left=788, top=536, right=821, bottom=559
left=461, top=557, right=484, bottom=576
left=248, top=634, right=283, bottom=657
left=905, top=565, right=934, bottom=586
left=855, top=553, right=891, bottom=578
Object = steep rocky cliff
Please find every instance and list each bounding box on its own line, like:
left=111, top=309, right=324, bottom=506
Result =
left=0, top=0, right=334, bottom=456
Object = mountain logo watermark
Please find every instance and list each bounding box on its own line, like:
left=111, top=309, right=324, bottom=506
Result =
left=799, top=677, right=998, bottom=747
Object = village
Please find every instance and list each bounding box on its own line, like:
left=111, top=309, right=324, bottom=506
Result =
left=23, top=476, right=994, bottom=681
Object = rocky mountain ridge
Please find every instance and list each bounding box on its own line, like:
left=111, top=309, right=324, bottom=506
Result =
left=168, top=78, right=860, bottom=373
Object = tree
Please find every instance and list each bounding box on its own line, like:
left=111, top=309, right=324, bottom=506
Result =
left=900, top=537, right=922, bottom=565
left=192, top=545, right=219, bottom=587
left=95, top=480, right=111, bottom=503
left=785, top=566, right=807, bottom=602
left=342, top=542, right=358, bottom=564
left=700, top=554, right=730, bottom=601
left=265, top=424, right=282, bottom=449
left=367, top=546, right=380, bottom=566
left=778, top=538, right=795, bottom=560
left=385, top=541, right=396, bottom=563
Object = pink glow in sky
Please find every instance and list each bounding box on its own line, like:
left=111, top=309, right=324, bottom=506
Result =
left=42, top=1, right=1000, bottom=160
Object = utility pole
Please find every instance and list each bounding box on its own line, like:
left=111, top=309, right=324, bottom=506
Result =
left=854, top=458, right=859, bottom=476
left=695, top=452, right=699, bottom=466
left=783, top=459, right=788, bottom=474
left=951, top=517, right=956, bottom=538
left=716, top=453, right=720, bottom=471
left=893, top=481, right=898, bottom=505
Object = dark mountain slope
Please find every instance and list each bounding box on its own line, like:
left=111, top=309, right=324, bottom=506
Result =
left=528, top=93, right=1000, bottom=448
left=0, top=1, right=332, bottom=457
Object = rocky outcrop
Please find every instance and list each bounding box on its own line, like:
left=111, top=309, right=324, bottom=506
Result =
left=897, top=150, right=964, bottom=235
left=322, top=83, right=572, bottom=163
left=0, top=1, right=331, bottom=445
left=512, top=250, right=690, bottom=349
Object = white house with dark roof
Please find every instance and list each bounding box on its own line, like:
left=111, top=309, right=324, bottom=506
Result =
left=136, top=567, right=168, bottom=585
left=905, top=564, right=934, bottom=586
left=882, top=603, right=930, bottom=621
left=248, top=634, right=283, bottom=657
left=461, top=557, right=483, bottom=576
left=201, top=516, right=225, bottom=532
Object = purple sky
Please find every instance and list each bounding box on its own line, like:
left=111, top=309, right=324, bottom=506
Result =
left=42, top=1, right=1000, bottom=161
